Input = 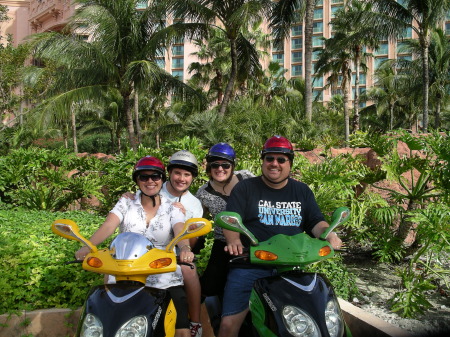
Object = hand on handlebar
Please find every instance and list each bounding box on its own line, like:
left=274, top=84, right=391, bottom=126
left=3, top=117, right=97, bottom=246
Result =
left=75, top=246, right=90, bottom=260
left=224, top=239, right=244, bottom=256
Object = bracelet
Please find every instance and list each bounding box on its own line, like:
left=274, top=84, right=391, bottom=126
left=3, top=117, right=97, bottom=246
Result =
left=179, top=245, right=192, bottom=251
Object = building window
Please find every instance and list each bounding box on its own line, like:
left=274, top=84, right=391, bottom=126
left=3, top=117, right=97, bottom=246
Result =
left=172, top=45, right=184, bottom=56
left=313, top=76, right=323, bottom=87
left=331, top=6, right=342, bottom=18
left=352, top=73, right=366, bottom=85
left=172, top=70, right=184, bottom=80
left=316, top=0, right=324, bottom=6
left=313, top=22, right=323, bottom=34
left=374, top=57, right=388, bottom=69
left=156, top=58, right=165, bottom=69
left=272, top=42, right=284, bottom=52
left=400, top=27, right=412, bottom=39
left=398, top=55, right=412, bottom=61
left=396, top=42, right=409, bottom=54
left=291, top=38, right=302, bottom=50
left=172, top=58, right=184, bottom=69
left=445, top=23, right=450, bottom=36
left=312, top=49, right=321, bottom=61
left=272, top=53, right=284, bottom=64
left=312, top=36, right=323, bottom=47
left=374, top=43, right=388, bottom=56
left=313, top=90, right=323, bottom=101
left=292, top=65, right=302, bottom=76
left=291, top=25, right=302, bottom=37
left=313, top=9, right=323, bottom=20
left=136, top=1, right=148, bottom=9
left=291, top=51, right=302, bottom=63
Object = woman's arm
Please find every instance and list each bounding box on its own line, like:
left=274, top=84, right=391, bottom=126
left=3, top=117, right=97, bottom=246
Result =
left=75, top=212, right=121, bottom=259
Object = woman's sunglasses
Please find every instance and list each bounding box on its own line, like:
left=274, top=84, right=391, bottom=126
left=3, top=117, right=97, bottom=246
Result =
left=210, top=162, right=232, bottom=169
left=138, top=173, right=162, bottom=182
left=264, top=156, right=288, bottom=164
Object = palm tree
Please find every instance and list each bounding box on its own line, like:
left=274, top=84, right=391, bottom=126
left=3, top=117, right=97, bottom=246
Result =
left=159, top=0, right=272, bottom=116
left=357, top=0, right=450, bottom=132
left=188, top=28, right=232, bottom=105
left=363, top=60, right=409, bottom=130
left=26, top=0, right=201, bottom=151
left=421, top=29, right=450, bottom=129
left=270, top=0, right=315, bottom=123
left=331, top=0, right=379, bottom=131
left=314, top=34, right=354, bottom=142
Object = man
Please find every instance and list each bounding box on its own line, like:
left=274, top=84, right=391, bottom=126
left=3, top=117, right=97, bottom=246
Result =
left=217, top=136, right=343, bottom=337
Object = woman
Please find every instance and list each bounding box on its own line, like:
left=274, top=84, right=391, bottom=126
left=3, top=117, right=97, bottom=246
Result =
left=195, top=143, right=253, bottom=298
left=75, top=156, right=194, bottom=337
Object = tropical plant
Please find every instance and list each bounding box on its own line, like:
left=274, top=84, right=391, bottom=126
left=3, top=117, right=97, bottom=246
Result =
left=357, top=0, right=450, bottom=132
left=24, top=0, right=202, bottom=152
left=314, top=34, right=354, bottom=142
left=270, top=0, right=316, bottom=123
left=160, top=0, right=272, bottom=115
left=389, top=203, right=450, bottom=318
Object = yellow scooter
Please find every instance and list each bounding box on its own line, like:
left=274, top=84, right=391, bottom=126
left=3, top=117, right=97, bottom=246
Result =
left=52, top=217, right=212, bottom=337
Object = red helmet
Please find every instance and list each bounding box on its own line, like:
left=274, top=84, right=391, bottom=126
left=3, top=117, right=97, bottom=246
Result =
left=261, top=136, right=294, bottom=160
left=132, top=156, right=166, bottom=182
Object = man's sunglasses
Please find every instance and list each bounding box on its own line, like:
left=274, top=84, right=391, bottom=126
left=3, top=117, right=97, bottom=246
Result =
left=210, top=162, right=232, bottom=169
left=138, top=173, right=162, bottom=182
left=264, top=156, right=288, bottom=164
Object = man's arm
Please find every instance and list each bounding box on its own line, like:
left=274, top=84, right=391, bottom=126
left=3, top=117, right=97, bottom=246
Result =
left=223, top=229, right=244, bottom=256
left=311, top=220, right=343, bottom=249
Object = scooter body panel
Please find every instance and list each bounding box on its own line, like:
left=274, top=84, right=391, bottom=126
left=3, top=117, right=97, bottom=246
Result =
left=77, top=283, right=173, bottom=337
left=250, top=271, right=345, bottom=337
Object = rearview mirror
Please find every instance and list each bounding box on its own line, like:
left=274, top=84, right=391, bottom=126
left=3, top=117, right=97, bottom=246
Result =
left=215, top=212, right=258, bottom=246
left=320, top=207, right=350, bottom=240
left=51, top=219, right=98, bottom=253
left=166, top=218, right=212, bottom=252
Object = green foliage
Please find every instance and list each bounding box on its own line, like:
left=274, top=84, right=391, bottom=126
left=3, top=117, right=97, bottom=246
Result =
left=389, top=267, right=435, bottom=318
left=305, top=254, right=360, bottom=301
left=0, top=208, right=105, bottom=314
left=348, top=130, right=395, bottom=157
left=295, top=154, right=365, bottom=214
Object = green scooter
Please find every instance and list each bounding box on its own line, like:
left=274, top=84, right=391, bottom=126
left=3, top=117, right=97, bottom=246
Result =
left=214, top=207, right=352, bottom=337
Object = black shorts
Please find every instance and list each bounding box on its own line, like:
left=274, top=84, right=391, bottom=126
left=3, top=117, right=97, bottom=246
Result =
left=200, top=239, right=230, bottom=298
left=168, top=286, right=189, bottom=329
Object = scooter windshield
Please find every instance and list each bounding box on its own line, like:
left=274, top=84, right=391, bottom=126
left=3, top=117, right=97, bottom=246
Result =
left=110, top=232, right=154, bottom=260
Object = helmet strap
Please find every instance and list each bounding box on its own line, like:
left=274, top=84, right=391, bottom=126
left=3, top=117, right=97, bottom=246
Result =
left=261, top=173, right=290, bottom=186
left=140, top=189, right=159, bottom=207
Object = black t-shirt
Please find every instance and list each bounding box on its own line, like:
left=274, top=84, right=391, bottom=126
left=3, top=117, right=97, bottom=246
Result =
left=226, top=177, right=325, bottom=245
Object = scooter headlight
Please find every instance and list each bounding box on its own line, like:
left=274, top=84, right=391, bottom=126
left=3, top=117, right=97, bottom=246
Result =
left=114, top=316, right=148, bottom=337
left=80, top=313, right=103, bottom=337
left=282, top=305, right=320, bottom=337
left=325, top=298, right=344, bottom=337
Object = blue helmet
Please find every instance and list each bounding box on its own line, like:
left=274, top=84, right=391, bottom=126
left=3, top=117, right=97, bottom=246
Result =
left=206, top=143, right=236, bottom=164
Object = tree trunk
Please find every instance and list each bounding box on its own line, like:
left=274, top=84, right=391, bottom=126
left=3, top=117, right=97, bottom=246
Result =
left=353, top=47, right=361, bottom=131
left=389, top=102, right=394, bottom=130
left=71, top=105, right=78, bottom=154
left=343, top=79, right=350, bottom=143
left=434, top=97, right=441, bottom=129
left=420, top=38, right=430, bottom=133
left=219, top=38, right=238, bottom=116
left=124, top=95, right=137, bottom=151
left=304, top=0, right=315, bottom=122
left=134, top=90, right=142, bottom=144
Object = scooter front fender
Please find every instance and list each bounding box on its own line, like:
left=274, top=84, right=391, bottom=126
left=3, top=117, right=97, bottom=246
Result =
left=250, top=272, right=346, bottom=337
left=77, top=283, right=174, bottom=337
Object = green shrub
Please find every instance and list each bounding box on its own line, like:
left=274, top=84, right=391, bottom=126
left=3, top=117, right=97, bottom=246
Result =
left=0, top=208, right=105, bottom=314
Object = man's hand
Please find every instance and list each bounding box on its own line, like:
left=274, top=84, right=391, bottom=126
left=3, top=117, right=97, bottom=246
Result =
left=326, top=232, right=343, bottom=250
left=224, top=238, right=244, bottom=256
